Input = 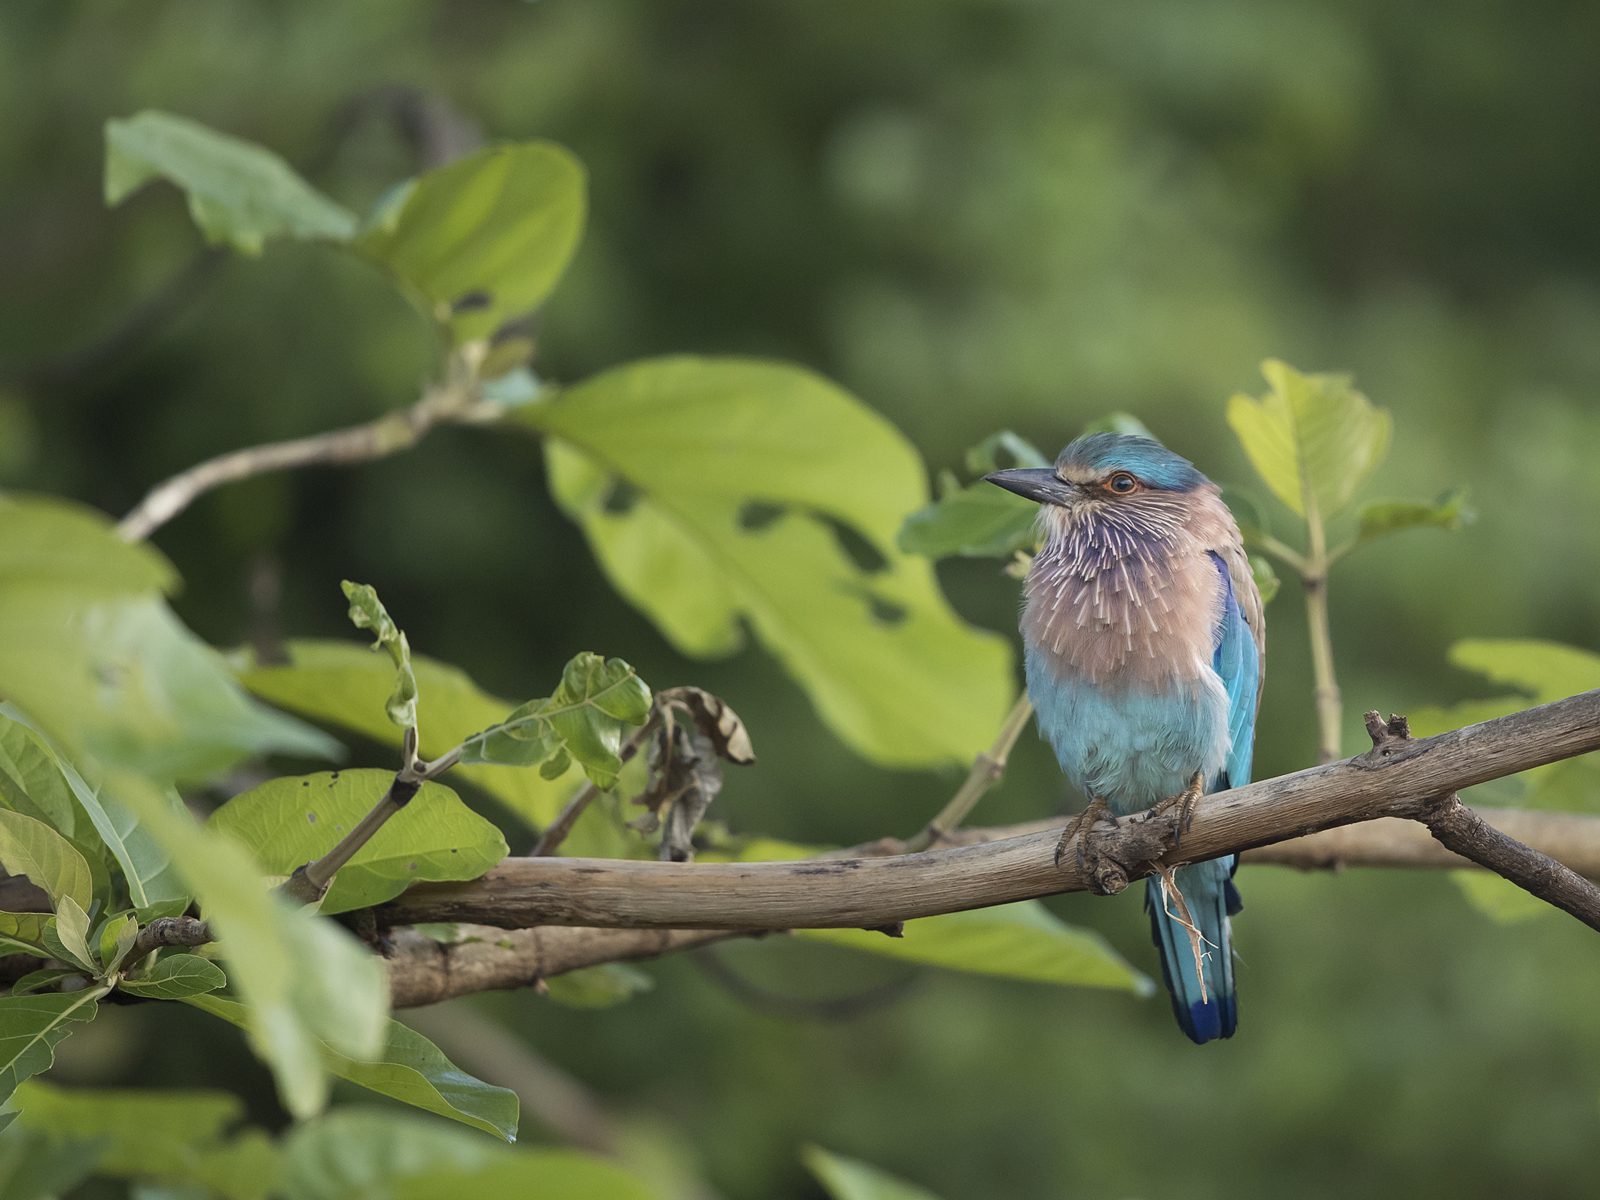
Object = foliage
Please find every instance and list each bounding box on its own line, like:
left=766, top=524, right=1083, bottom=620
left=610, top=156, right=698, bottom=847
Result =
left=1, top=23, right=1597, bottom=1197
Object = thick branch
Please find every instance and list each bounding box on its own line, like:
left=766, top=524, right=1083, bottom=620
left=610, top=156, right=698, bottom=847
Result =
left=376, top=690, right=1600, bottom=931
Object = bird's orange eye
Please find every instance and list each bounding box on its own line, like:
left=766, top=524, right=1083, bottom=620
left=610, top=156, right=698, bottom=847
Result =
left=1107, top=472, right=1139, bottom=494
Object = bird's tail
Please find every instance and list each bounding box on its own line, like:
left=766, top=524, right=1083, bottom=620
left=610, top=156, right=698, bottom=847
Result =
left=1146, top=856, right=1241, bottom=1044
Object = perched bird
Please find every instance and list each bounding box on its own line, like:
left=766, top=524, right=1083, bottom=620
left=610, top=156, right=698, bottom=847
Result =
left=988, top=433, right=1264, bottom=1043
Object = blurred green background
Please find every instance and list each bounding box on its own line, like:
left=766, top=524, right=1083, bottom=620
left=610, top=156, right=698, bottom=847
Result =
left=3, top=2, right=1599, bottom=1197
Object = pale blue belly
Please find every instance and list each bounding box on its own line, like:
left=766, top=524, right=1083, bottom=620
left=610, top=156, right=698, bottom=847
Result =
left=1024, top=649, right=1230, bottom=815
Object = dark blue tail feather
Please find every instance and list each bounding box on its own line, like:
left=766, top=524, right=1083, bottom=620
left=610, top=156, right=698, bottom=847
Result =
left=1146, top=857, right=1238, bottom=1044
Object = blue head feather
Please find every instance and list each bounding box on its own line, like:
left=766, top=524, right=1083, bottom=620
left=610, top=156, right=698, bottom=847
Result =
left=1056, top=433, right=1207, bottom=492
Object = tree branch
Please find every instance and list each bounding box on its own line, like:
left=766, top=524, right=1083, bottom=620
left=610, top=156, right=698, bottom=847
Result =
left=116, top=373, right=499, bottom=542
left=375, top=690, right=1600, bottom=931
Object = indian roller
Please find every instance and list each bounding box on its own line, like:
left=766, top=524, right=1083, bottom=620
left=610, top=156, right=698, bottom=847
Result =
left=987, top=433, right=1264, bottom=1043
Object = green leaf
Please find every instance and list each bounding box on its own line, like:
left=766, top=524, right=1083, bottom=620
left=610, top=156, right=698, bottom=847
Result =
left=49, top=898, right=96, bottom=973
left=798, top=900, right=1153, bottom=994
left=1076, top=411, right=1156, bottom=439
left=55, top=760, right=191, bottom=919
left=457, top=653, right=651, bottom=790
left=0, top=913, right=50, bottom=956
left=277, top=1108, right=497, bottom=1200
left=1408, top=640, right=1600, bottom=810
left=0, top=497, right=337, bottom=780
left=240, top=641, right=573, bottom=827
left=1451, top=871, right=1552, bottom=924
left=0, top=494, right=173, bottom=596
left=10, top=1080, right=279, bottom=1200
left=1353, top=488, right=1473, bottom=546
left=1249, top=554, right=1281, bottom=606
left=209, top=770, right=506, bottom=914
left=0, top=989, right=105, bottom=1106
left=105, top=772, right=387, bottom=1119
left=118, top=954, right=226, bottom=1000
left=340, top=582, right=418, bottom=729
left=0, top=810, right=94, bottom=914
left=1226, top=359, right=1392, bottom=519
left=803, top=1146, right=946, bottom=1200
left=186, top=995, right=518, bottom=1142
left=960, top=431, right=1049, bottom=474
left=97, top=912, right=139, bottom=973
left=396, top=1156, right=656, bottom=1200
left=0, top=713, right=82, bottom=839
left=524, top=357, right=1014, bottom=766
left=356, top=142, right=586, bottom=344
left=104, top=110, right=356, bottom=254
left=897, top=473, right=1039, bottom=560
left=542, top=963, right=654, bottom=1009
left=0, top=1119, right=104, bottom=1200
left=7, top=969, right=80, bottom=996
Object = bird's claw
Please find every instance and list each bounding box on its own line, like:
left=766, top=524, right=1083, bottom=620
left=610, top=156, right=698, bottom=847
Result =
left=1150, top=770, right=1206, bottom=847
left=1054, top=795, right=1130, bottom=895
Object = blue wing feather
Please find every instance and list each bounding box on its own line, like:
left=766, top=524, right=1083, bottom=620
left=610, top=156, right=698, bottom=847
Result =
left=1208, top=552, right=1260, bottom=791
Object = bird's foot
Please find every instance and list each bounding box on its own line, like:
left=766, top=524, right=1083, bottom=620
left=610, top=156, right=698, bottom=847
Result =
left=1149, top=770, right=1206, bottom=848
left=1054, top=795, right=1131, bottom=896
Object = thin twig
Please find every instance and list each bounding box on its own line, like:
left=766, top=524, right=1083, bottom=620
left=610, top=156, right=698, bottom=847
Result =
left=531, top=717, right=658, bottom=856
left=279, top=772, right=424, bottom=905
left=116, top=379, right=498, bottom=542
left=905, top=692, right=1034, bottom=851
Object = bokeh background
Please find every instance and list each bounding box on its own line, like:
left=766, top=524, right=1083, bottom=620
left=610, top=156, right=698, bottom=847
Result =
left=3, top=2, right=1600, bottom=1197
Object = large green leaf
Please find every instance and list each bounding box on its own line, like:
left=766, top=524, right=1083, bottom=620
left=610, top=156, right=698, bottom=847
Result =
left=0, top=810, right=94, bottom=914
left=340, top=582, right=418, bottom=729
left=0, top=712, right=83, bottom=838
left=280, top=1108, right=648, bottom=1200
left=898, top=429, right=1048, bottom=560
left=186, top=995, right=517, bottom=1142
left=57, top=762, right=191, bottom=919
left=240, top=641, right=572, bottom=826
left=118, top=954, right=227, bottom=1000
left=0, top=989, right=106, bottom=1106
left=1226, top=359, right=1392, bottom=519
left=524, top=357, right=1014, bottom=766
left=9, top=1080, right=279, bottom=1200
left=0, top=497, right=336, bottom=780
left=0, top=1120, right=104, bottom=1200
left=104, top=110, right=356, bottom=254
left=456, top=653, right=651, bottom=790
left=1409, top=639, right=1600, bottom=814
left=357, top=142, right=586, bottom=344
left=107, top=773, right=387, bottom=1118
left=798, top=900, right=1152, bottom=993
left=209, top=771, right=506, bottom=914
left=803, top=1146, right=946, bottom=1200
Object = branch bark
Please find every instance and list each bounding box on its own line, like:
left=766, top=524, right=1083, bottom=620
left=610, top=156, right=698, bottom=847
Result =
left=376, top=690, right=1600, bottom=931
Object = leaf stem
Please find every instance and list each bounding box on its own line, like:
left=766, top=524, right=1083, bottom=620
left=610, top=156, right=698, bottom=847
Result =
left=1302, top=499, right=1342, bottom=764
left=1250, top=532, right=1311, bottom=576
left=531, top=717, right=657, bottom=857
left=905, top=692, right=1035, bottom=851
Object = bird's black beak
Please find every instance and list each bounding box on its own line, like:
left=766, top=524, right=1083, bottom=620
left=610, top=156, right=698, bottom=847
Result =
left=984, top=467, right=1075, bottom=506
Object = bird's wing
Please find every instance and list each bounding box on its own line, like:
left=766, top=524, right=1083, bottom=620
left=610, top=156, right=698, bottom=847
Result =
left=1209, top=547, right=1264, bottom=789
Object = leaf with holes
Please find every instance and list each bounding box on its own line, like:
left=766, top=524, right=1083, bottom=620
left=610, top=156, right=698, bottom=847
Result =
left=456, top=654, right=651, bottom=790
left=340, top=581, right=418, bottom=729
left=522, top=358, right=1014, bottom=766
left=357, top=142, right=586, bottom=344
left=209, top=771, right=506, bottom=914
left=1226, top=359, right=1391, bottom=519
left=104, top=110, right=356, bottom=254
